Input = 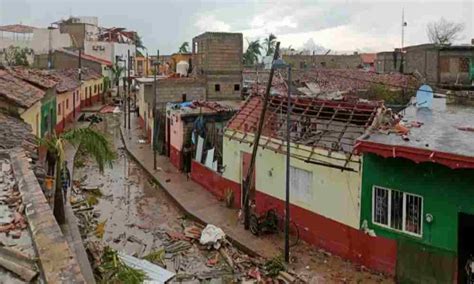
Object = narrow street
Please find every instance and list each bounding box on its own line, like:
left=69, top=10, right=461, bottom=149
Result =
left=69, top=113, right=394, bottom=283
left=72, top=114, right=261, bottom=282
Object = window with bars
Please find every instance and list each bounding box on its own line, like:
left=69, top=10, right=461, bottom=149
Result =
left=372, top=186, right=423, bottom=236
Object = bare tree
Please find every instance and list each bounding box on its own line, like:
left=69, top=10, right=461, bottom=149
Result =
left=427, top=17, right=465, bottom=45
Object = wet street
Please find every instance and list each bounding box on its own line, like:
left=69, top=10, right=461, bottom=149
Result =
left=72, top=114, right=254, bottom=281
left=71, top=114, right=394, bottom=283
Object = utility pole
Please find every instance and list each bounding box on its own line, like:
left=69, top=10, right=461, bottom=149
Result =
left=243, top=42, right=280, bottom=230
left=400, top=8, right=407, bottom=73
left=127, top=49, right=131, bottom=129
left=153, top=50, right=159, bottom=170
left=284, top=65, right=292, bottom=263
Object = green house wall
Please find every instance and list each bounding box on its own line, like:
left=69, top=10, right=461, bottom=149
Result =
left=360, top=153, right=474, bottom=282
left=40, top=89, right=57, bottom=137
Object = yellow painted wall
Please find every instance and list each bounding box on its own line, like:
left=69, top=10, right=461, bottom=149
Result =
left=80, top=78, right=104, bottom=101
left=20, top=101, right=41, bottom=137
left=56, top=91, right=74, bottom=123
left=222, top=130, right=362, bottom=229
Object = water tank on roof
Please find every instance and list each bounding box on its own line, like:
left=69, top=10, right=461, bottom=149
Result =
left=416, top=84, right=433, bottom=109
left=176, top=60, right=189, bottom=76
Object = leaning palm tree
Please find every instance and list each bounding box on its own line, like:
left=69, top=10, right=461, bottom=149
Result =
left=243, top=39, right=262, bottom=65
left=178, top=42, right=189, bottom=53
left=39, top=127, right=115, bottom=224
left=263, top=33, right=277, bottom=56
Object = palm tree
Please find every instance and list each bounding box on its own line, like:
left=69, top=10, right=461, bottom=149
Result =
left=178, top=42, right=189, bottom=53
left=243, top=39, right=262, bottom=65
left=39, top=127, right=115, bottom=224
left=111, top=65, right=124, bottom=88
left=134, top=34, right=146, bottom=51
left=263, top=33, right=277, bottom=56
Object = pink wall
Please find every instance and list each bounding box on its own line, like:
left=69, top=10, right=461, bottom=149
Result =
left=168, top=113, right=184, bottom=151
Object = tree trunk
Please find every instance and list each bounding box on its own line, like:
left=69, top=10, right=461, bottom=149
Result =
left=53, top=161, right=65, bottom=225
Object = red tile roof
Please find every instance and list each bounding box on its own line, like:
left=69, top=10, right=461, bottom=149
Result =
left=360, top=53, right=376, bottom=64
left=9, top=67, right=58, bottom=89
left=0, top=24, right=36, bottom=34
left=48, top=70, right=80, bottom=93
left=58, top=49, right=112, bottom=66
left=0, top=70, right=45, bottom=108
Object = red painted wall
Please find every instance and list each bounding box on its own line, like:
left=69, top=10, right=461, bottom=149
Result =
left=170, top=145, right=183, bottom=170
left=191, top=160, right=241, bottom=208
left=189, top=160, right=397, bottom=275
left=254, top=190, right=397, bottom=275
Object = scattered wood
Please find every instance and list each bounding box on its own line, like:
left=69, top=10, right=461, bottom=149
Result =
left=279, top=271, right=296, bottom=283
left=219, top=247, right=234, bottom=272
left=0, top=246, right=38, bottom=282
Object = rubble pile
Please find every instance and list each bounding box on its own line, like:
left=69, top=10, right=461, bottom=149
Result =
left=0, top=158, right=39, bottom=282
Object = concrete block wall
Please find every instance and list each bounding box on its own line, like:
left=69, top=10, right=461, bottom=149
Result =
left=156, top=79, right=206, bottom=110
left=192, top=32, right=243, bottom=101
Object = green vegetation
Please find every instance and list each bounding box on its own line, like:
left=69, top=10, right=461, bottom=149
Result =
left=143, top=249, right=165, bottom=267
left=2, top=45, right=30, bottom=66
left=367, top=84, right=411, bottom=105
left=38, top=127, right=115, bottom=224
left=178, top=42, right=189, bottom=53
left=243, top=39, right=262, bottom=66
left=96, top=246, right=145, bottom=283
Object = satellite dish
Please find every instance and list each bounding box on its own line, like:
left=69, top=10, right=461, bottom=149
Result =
left=416, top=84, right=433, bottom=109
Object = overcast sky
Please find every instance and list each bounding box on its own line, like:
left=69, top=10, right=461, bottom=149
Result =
left=1, top=0, right=472, bottom=55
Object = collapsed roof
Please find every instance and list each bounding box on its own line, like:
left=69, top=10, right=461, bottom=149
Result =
left=226, top=94, right=381, bottom=166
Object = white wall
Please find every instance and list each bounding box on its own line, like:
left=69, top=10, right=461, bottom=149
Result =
left=31, top=28, right=72, bottom=54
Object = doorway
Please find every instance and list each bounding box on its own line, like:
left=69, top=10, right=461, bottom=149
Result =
left=458, top=212, right=474, bottom=283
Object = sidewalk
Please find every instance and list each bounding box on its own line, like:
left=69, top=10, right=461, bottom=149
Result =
left=120, top=114, right=281, bottom=259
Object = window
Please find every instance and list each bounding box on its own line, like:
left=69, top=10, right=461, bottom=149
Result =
left=234, top=84, right=240, bottom=91
left=290, top=166, right=313, bottom=202
left=66, top=99, right=69, bottom=109
left=215, top=84, right=220, bottom=92
left=58, top=103, right=61, bottom=115
left=372, top=186, right=423, bottom=236
left=94, top=85, right=97, bottom=93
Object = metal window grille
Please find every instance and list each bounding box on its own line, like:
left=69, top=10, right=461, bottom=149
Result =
left=372, top=186, right=422, bottom=236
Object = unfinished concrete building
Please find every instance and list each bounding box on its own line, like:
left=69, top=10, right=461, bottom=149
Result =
left=192, top=32, right=243, bottom=101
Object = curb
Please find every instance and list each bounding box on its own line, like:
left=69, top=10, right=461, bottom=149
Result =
left=119, top=126, right=263, bottom=259
left=65, top=145, right=96, bottom=284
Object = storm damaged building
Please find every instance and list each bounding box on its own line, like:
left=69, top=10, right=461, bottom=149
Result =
left=192, top=32, right=243, bottom=101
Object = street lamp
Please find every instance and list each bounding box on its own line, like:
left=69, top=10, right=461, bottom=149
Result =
left=152, top=51, right=160, bottom=170
left=272, top=58, right=292, bottom=263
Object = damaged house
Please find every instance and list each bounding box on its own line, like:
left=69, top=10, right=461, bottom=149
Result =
left=165, top=100, right=241, bottom=171
left=354, top=96, right=474, bottom=282
left=189, top=88, right=402, bottom=273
